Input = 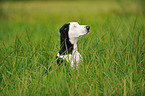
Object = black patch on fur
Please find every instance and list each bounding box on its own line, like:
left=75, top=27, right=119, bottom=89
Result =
left=56, top=56, right=68, bottom=66
left=56, top=56, right=64, bottom=66
left=59, top=23, right=74, bottom=55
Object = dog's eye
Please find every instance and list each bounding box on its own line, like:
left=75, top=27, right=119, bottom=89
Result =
left=73, top=25, right=77, bottom=28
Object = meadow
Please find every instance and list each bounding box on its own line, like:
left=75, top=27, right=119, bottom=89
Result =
left=0, top=1, right=145, bottom=95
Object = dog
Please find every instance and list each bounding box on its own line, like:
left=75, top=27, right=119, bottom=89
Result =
left=56, top=22, right=90, bottom=69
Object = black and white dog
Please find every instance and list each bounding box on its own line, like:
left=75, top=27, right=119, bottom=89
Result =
left=56, top=22, right=90, bottom=69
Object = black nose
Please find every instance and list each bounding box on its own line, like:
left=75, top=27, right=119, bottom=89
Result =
left=86, top=26, right=90, bottom=31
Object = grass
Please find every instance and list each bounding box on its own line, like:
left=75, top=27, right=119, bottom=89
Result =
left=0, top=1, right=145, bottom=96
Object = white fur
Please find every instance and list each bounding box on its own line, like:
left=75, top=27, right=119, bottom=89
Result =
left=57, top=49, right=82, bottom=69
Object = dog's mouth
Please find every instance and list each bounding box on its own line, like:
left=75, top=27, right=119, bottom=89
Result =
left=87, top=29, right=90, bottom=33
left=79, top=31, right=89, bottom=37
left=85, top=29, right=90, bottom=35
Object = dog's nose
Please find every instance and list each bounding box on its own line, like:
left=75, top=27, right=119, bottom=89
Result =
left=86, top=26, right=90, bottom=31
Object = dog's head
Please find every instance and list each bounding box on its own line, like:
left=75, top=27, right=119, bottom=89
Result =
left=59, top=22, right=90, bottom=44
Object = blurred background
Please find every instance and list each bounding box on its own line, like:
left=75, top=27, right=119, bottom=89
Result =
left=0, top=0, right=144, bottom=21
left=0, top=0, right=144, bottom=42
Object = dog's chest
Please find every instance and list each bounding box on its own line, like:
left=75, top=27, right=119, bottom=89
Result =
left=58, top=50, right=83, bottom=67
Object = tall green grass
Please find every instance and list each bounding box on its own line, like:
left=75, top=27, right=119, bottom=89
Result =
left=0, top=1, right=145, bottom=95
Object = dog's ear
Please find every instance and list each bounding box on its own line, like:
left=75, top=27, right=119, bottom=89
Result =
left=59, top=23, right=70, bottom=34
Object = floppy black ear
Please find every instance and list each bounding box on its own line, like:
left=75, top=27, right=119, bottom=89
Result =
left=59, top=23, right=70, bottom=36
left=59, top=23, right=70, bottom=33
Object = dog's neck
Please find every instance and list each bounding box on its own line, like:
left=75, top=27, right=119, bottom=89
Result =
left=59, top=37, right=79, bottom=55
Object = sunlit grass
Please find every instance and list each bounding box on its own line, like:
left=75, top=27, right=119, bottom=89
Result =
left=0, top=1, right=145, bottom=96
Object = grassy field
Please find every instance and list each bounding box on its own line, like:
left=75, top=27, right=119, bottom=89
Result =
left=0, top=1, right=145, bottom=95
